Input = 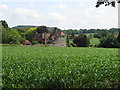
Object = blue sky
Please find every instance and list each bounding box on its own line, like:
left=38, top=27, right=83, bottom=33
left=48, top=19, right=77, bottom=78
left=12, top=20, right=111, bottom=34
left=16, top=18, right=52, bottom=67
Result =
left=0, top=0, right=118, bottom=29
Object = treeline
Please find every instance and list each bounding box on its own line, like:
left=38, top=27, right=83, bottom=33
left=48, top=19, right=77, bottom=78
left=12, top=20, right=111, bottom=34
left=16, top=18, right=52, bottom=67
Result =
left=67, top=29, right=120, bottom=48
left=12, top=25, right=37, bottom=29
left=63, top=28, right=118, bottom=35
left=1, top=20, right=120, bottom=48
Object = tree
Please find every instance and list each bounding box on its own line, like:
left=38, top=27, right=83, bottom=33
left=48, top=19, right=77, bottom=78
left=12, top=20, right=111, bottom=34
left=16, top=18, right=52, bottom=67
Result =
left=71, top=32, right=75, bottom=37
left=0, top=20, right=8, bottom=28
left=73, top=34, right=90, bottom=47
left=117, top=31, right=120, bottom=43
left=2, top=28, right=23, bottom=44
left=26, top=29, right=36, bottom=41
left=67, top=35, right=70, bottom=46
left=99, top=35, right=120, bottom=48
left=54, top=27, right=61, bottom=31
left=96, top=0, right=120, bottom=7
left=70, top=32, right=75, bottom=39
left=16, top=28, right=30, bottom=38
left=1, top=20, right=24, bottom=44
left=93, top=31, right=109, bottom=39
left=37, top=26, right=48, bottom=33
left=93, top=33, right=101, bottom=38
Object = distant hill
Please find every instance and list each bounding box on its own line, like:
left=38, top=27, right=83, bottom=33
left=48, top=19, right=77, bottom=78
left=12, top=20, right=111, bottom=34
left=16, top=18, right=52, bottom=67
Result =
left=12, top=25, right=37, bottom=29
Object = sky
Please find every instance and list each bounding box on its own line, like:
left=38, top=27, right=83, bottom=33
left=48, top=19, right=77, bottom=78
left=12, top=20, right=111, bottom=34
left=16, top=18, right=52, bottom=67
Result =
left=0, top=0, right=118, bottom=29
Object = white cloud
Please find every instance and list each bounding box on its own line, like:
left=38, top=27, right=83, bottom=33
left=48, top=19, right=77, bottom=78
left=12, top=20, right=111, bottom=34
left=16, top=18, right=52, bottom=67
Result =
left=0, top=4, right=9, bottom=20
left=79, top=2, right=84, bottom=7
left=14, top=8, right=40, bottom=18
left=51, top=3, right=68, bottom=10
left=50, top=12, right=67, bottom=20
left=0, top=0, right=82, bottom=2
left=0, top=1, right=117, bottom=29
left=0, top=13, right=3, bottom=18
left=0, top=4, right=8, bottom=10
left=12, top=6, right=117, bottom=29
left=28, top=3, right=35, bottom=8
left=82, top=7, right=118, bottom=28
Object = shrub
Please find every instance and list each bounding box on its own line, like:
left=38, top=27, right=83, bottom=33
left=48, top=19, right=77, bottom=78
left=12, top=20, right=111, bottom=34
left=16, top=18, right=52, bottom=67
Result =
left=90, top=45, right=93, bottom=47
left=93, top=33, right=101, bottom=38
left=73, top=34, right=90, bottom=47
left=99, top=35, right=120, bottom=48
left=2, top=28, right=23, bottom=44
left=32, top=41, right=39, bottom=45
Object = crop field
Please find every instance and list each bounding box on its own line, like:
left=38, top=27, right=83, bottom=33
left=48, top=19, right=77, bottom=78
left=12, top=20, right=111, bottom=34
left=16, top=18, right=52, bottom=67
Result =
left=2, top=46, right=119, bottom=88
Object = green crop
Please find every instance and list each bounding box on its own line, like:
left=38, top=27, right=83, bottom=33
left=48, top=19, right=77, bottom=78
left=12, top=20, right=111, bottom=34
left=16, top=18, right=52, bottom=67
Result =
left=2, top=46, right=119, bottom=88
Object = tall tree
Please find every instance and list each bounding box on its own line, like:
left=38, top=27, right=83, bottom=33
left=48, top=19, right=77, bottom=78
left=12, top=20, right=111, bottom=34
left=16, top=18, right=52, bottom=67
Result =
left=99, top=35, right=119, bottom=48
left=0, top=20, right=8, bottom=28
left=37, top=26, right=48, bottom=33
left=117, top=30, right=120, bottom=43
left=73, top=34, right=90, bottom=47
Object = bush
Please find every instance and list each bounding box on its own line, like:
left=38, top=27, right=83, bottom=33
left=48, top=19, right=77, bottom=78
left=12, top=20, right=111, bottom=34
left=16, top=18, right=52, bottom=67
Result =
left=37, top=26, right=48, bottom=33
left=26, top=30, right=36, bottom=41
left=2, top=28, right=23, bottom=44
left=90, top=45, right=93, bottom=47
left=45, top=44, right=49, bottom=47
left=93, top=33, right=101, bottom=38
left=32, top=41, right=39, bottom=45
left=117, top=32, right=120, bottom=43
left=73, top=34, right=90, bottom=47
left=99, top=35, right=120, bottom=48
left=70, top=43, right=77, bottom=47
left=93, top=31, right=109, bottom=39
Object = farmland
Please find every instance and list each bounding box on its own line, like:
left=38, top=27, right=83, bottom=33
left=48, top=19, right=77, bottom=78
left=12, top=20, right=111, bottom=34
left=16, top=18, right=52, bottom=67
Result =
left=2, top=46, right=119, bottom=88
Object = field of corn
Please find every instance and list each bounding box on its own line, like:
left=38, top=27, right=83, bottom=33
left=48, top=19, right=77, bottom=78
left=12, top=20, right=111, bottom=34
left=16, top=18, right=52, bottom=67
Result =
left=2, top=46, right=119, bottom=88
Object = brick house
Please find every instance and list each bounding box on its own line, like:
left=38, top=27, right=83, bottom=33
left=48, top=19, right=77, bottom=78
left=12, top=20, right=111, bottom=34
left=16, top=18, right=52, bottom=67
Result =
left=32, top=26, right=66, bottom=44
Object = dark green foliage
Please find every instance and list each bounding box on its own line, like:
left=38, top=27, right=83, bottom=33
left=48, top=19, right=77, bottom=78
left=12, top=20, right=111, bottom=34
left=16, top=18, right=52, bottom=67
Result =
left=67, top=35, right=69, bottom=44
left=93, top=33, right=101, bottom=39
left=62, top=28, right=118, bottom=35
left=117, top=30, right=120, bottom=43
left=16, top=28, right=29, bottom=39
left=54, top=27, right=61, bottom=31
left=70, top=32, right=75, bottom=39
left=100, top=31, right=108, bottom=37
left=71, top=32, right=75, bottom=37
left=2, top=28, right=24, bottom=44
left=1, top=20, right=24, bottom=44
left=70, top=43, right=77, bottom=47
left=26, top=30, right=36, bottom=42
left=82, top=35, right=90, bottom=47
left=37, top=26, right=48, bottom=33
left=95, top=0, right=119, bottom=7
left=32, top=41, right=39, bottom=45
left=12, top=25, right=37, bottom=29
left=66, top=35, right=75, bottom=47
left=73, top=34, right=90, bottom=47
left=93, top=31, right=110, bottom=39
left=0, top=20, right=8, bottom=28
left=99, top=35, right=120, bottom=48
left=88, top=34, right=93, bottom=39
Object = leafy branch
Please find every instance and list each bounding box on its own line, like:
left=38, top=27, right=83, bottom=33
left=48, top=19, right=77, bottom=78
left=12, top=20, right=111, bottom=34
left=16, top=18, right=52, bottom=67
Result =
left=96, top=0, right=120, bottom=7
